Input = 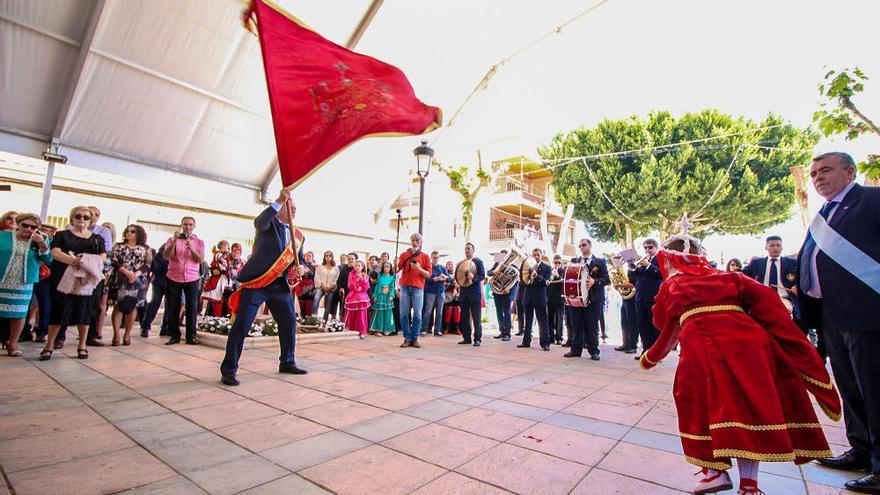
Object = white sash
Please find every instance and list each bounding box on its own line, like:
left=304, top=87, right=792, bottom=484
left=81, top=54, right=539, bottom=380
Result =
left=809, top=213, right=880, bottom=295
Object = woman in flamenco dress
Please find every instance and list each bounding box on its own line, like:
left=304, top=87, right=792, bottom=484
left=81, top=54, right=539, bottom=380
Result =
left=640, top=234, right=841, bottom=495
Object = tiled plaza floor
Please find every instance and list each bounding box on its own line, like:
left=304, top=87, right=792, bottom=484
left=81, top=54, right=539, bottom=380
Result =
left=0, top=328, right=858, bottom=494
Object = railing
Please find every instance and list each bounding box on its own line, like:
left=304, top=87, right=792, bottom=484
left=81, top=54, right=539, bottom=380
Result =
left=495, top=178, right=546, bottom=202
left=489, top=229, right=516, bottom=241
left=390, top=197, right=421, bottom=210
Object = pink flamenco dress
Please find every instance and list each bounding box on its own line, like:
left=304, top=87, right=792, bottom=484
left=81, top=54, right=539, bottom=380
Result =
left=344, top=271, right=371, bottom=336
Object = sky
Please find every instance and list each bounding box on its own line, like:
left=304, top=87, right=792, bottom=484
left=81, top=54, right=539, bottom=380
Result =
left=274, top=0, right=880, bottom=261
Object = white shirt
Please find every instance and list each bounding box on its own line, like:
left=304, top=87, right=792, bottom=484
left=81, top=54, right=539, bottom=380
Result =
left=762, top=257, right=787, bottom=299
left=270, top=202, right=291, bottom=246
left=806, top=181, right=857, bottom=298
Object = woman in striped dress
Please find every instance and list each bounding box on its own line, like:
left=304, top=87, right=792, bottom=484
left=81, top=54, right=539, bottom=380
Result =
left=0, top=213, right=52, bottom=356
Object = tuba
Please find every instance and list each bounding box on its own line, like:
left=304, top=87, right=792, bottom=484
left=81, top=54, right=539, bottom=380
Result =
left=454, top=259, right=477, bottom=287
left=489, top=248, right=524, bottom=294
left=608, top=259, right=636, bottom=300
left=520, top=256, right=538, bottom=285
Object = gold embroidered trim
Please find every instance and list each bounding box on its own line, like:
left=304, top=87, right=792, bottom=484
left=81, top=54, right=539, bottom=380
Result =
left=679, top=305, right=745, bottom=325
left=711, top=448, right=833, bottom=462
left=709, top=422, right=822, bottom=431
left=642, top=353, right=657, bottom=366
left=801, top=373, right=834, bottom=390
left=679, top=432, right=712, bottom=441
left=818, top=401, right=842, bottom=422
left=713, top=449, right=796, bottom=462
left=684, top=455, right=732, bottom=470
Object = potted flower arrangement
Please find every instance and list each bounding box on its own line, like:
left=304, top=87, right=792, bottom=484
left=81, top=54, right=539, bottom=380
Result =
left=296, top=314, right=322, bottom=333
left=325, top=318, right=347, bottom=333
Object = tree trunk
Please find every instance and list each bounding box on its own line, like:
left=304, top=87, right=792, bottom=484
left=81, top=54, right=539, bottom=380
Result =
left=624, top=224, right=634, bottom=249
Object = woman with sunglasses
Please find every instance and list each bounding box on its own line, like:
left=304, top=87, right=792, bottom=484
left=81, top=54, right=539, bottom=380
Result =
left=109, top=224, right=151, bottom=345
left=41, top=206, right=107, bottom=360
left=0, top=213, right=51, bottom=356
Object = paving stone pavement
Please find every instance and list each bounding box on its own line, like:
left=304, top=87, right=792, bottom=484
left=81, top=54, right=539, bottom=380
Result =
left=0, top=327, right=858, bottom=495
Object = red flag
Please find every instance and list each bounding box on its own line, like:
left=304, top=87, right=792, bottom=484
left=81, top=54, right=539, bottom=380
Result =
left=247, top=0, right=442, bottom=188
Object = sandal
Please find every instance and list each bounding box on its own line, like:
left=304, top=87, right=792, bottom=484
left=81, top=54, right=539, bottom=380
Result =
left=77, top=348, right=89, bottom=359
left=111, top=338, right=120, bottom=346
left=122, top=339, right=130, bottom=346
left=7, top=349, right=22, bottom=357
left=39, top=349, right=53, bottom=361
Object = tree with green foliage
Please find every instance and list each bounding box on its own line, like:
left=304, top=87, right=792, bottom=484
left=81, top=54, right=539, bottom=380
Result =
left=540, top=110, right=818, bottom=247
left=813, top=67, right=879, bottom=184
left=432, top=155, right=495, bottom=242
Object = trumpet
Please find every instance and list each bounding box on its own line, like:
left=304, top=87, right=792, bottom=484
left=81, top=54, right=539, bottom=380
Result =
left=635, top=255, right=650, bottom=268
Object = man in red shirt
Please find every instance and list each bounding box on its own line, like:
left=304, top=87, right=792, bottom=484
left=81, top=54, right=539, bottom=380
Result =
left=397, top=233, right=431, bottom=348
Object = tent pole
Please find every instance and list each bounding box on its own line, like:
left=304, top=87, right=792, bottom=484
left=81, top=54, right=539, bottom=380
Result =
left=40, top=162, right=55, bottom=222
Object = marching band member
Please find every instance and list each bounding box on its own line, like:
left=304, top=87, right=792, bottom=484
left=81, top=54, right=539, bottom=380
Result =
left=517, top=248, right=552, bottom=350
left=563, top=239, right=609, bottom=360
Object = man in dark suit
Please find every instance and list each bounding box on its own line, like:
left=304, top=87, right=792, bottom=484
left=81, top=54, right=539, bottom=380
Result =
left=488, top=249, right=517, bottom=342
left=517, top=248, right=553, bottom=351
left=632, top=238, right=663, bottom=359
left=563, top=239, right=610, bottom=360
left=743, top=235, right=800, bottom=320
left=796, top=152, right=880, bottom=492
left=457, top=242, right=485, bottom=346
left=612, top=255, right=639, bottom=354
left=220, top=190, right=307, bottom=386
left=547, top=255, right=566, bottom=345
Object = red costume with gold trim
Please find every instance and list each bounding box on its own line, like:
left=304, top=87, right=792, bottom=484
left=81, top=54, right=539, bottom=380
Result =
left=640, top=249, right=841, bottom=470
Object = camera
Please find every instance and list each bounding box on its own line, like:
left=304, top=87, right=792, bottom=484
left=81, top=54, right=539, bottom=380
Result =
left=178, top=232, right=189, bottom=239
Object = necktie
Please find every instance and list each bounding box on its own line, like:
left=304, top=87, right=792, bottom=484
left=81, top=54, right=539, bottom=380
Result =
left=768, top=258, right=778, bottom=287
left=799, top=201, right=839, bottom=293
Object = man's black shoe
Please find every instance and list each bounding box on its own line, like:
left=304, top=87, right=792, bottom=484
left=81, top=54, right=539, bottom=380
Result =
left=501, top=336, right=511, bottom=342
left=845, top=474, right=880, bottom=493
left=516, top=344, right=530, bottom=348
left=624, top=348, right=638, bottom=354
left=186, top=338, right=199, bottom=345
left=221, top=375, right=240, bottom=386
left=458, top=340, right=471, bottom=345
left=140, top=329, right=149, bottom=338
left=86, top=338, right=105, bottom=347
left=555, top=340, right=563, bottom=345
left=614, top=345, right=626, bottom=351
left=817, top=450, right=872, bottom=471
left=590, top=354, right=601, bottom=361
left=279, top=364, right=308, bottom=375
left=493, top=334, right=503, bottom=339
left=165, top=337, right=180, bottom=345
left=561, top=343, right=571, bottom=348
left=541, top=346, right=550, bottom=351
left=634, top=354, right=642, bottom=360
left=473, top=341, right=481, bottom=347
left=515, top=331, right=524, bottom=336
left=563, top=352, right=581, bottom=358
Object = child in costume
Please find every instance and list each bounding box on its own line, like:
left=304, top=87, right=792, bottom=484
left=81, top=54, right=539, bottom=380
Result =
left=640, top=234, right=841, bottom=495
left=343, top=259, right=371, bottom=338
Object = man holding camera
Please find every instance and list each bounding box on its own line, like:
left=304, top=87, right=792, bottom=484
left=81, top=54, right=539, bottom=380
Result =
left=163, top=216, right=205, bottom=345
left=397, top=233, right=431, bottom=348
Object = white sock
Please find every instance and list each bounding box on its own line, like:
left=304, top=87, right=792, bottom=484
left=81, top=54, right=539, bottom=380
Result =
left=737, top=459, right=759, bottom=483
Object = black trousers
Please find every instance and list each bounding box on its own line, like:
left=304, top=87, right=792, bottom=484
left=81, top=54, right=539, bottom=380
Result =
left=636, top=299, right=660, bottom=353
left=166, top=279, right=200, bottom=340
left=393, top=296, right=401, bottom=331
left=548, top=301, right=565, bottom=342
left=621, top=298, right=638, bottom=350
left=522, top=301, right=550, bottom=348
left=459, top=298, right=481, bottom=343
left=823, top=311, right=880, bottom=474
left=87, top=279, right=105, bottom=340
left=567, top=304, right=601, bottom=356
left=141, top=282, right=166, bottom=333
left=493, top=293, right=513, bottom=337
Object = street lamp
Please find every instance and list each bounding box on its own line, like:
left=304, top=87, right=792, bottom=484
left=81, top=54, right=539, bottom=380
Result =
left=413, top=140, right=434, bottom=235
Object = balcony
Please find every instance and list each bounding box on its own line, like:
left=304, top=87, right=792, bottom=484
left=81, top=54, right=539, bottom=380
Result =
left=492, top=178, right=563, bottom=218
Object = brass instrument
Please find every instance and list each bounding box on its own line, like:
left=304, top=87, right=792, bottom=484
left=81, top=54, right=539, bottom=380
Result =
left=608, top=259, right=636, bottom=300
left=454, top=259, right=477, bottom=287
left=520, top=257, right=538, bottom=285
left=489, top=248, right=524, bottom=294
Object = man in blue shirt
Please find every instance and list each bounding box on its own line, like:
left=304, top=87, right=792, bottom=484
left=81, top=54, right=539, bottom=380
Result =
left=421, top=251, right=449, bottom=336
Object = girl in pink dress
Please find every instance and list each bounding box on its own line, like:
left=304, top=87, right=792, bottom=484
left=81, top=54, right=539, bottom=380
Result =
left=344, top=259, right=371, bottom=338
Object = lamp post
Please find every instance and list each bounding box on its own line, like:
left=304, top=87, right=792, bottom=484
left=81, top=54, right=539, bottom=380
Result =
left=413, top=140, right=434, bottom=235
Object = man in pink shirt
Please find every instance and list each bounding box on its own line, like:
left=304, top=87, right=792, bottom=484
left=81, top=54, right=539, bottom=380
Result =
left=162, top=216, right=205, bottom=345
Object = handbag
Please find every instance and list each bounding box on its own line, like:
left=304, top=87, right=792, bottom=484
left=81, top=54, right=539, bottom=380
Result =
left=39, top=262, right=51, bottom=280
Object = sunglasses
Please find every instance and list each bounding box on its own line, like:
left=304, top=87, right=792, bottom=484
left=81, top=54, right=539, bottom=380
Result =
left=578, top=244, right=589, bottom=247
left=19, top=223, right=39, bottom=230
left=126, top=229, right=137, bottom=234
left=643, top=245, right=656, bottom=249
left=74, top=214, right=92, bottom=221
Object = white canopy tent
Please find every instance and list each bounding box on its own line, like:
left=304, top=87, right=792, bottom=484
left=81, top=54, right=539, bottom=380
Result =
left=0, top=0, right=381, bottom=215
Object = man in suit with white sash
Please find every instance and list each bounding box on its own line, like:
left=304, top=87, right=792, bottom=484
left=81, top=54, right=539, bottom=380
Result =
left=796, top=152, right=880, bottom=493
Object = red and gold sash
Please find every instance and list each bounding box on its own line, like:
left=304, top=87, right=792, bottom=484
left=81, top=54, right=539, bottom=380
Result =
left=228, top=240, right=298, bottom=316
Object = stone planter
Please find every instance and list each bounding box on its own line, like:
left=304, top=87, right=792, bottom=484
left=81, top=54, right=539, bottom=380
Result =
left=196, top=330, right=360, bottom=350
